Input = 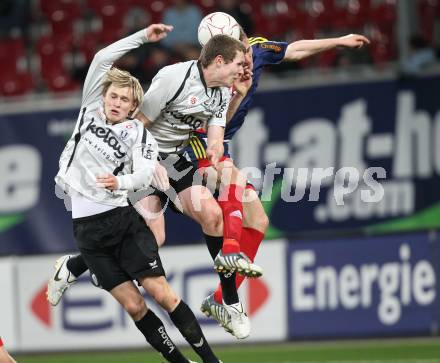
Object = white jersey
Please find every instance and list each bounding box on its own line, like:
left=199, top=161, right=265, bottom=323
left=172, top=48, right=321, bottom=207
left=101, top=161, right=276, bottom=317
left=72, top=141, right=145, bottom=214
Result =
left=140, top=60, right=230, bottom=153
left=55, top=30, right=158, bottom=208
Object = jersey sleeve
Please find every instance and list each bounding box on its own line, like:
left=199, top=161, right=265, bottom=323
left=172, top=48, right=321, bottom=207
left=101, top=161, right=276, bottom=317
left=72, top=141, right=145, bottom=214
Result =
left=250, top=37, right=288, bottom=65
left=116, top=126, right=158, bottom=191
left=81, top=29, right=148, bottom=108
left=207, top=88, right=230, bottom=128
left=140, top=62, right=191, bottom=123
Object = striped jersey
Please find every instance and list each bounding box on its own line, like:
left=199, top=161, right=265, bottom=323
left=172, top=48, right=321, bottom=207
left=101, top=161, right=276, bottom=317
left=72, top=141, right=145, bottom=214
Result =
left=55, top=30, right=158, bottom=207
left=140, top=60, right=230, bottom=153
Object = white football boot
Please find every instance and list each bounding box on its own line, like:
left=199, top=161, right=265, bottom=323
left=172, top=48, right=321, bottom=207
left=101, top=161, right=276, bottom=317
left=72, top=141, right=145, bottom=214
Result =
left=223, top=300, right=250, bottom=339
left=47, top=255, right=77, bottom=306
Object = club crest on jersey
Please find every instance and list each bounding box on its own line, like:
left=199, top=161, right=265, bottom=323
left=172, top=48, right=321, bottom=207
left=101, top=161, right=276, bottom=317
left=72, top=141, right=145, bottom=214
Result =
left=189, top=96, right=198, bottom=105
left=120, top=130, right=129, bottom=141
left=125, top=123, right=133, bottom=129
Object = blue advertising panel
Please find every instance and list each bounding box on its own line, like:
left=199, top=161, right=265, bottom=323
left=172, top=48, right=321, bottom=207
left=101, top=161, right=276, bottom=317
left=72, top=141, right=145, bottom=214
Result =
left=287, top=233, right=439, bottom=338
left=232, top=74, right=440, bottom=238
left=0, top=109, right=201, bottom=255
left=1, top=74, right=440, bottom=254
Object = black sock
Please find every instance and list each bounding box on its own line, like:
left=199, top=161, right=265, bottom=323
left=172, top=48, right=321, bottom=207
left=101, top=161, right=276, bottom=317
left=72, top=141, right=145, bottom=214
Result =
left=203, top=234, right=239, bottom=305
left=66, top=254, right=88, bottom=277
left=169, top=300, right=218, bottom=363
left=135, top=309, right=189, bottom=363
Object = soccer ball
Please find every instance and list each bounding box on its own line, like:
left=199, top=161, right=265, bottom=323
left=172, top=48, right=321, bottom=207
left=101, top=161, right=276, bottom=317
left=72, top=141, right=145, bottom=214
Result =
left=197, top=12, right=240, bottom=47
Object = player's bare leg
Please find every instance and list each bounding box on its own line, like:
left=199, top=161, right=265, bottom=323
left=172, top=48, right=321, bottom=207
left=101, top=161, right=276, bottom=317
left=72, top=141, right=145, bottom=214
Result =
left=135, top=195, right=166, bottom=247
left=0, top=344, right=17, bottom=363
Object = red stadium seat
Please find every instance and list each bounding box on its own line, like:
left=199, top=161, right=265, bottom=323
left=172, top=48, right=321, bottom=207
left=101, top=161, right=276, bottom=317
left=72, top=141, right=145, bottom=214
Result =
left=92, top=2, right=129, bottom=43
left=148, top=0, right=170, bottom=23
left=0, top=38, right=27, bottom=74
left=317, top=49, right=337, bottom=68
left=370, top=1, right=396, bottom=30
left=368, top=26, right=396, bottom=65
left=44, top=69, right=79, bottom=93
left=77, top=32, right=102, bottom=64
left=36, top=34, right=74, bottom=59
left=36, top=35, right=75, bottom=84
left=48, top=4, right=81, bottom=37
left=0, top=71, right=34, bottom=97
left=418, top=0, right=439, bottom=43
left=192, top=0, right=216, bottom=14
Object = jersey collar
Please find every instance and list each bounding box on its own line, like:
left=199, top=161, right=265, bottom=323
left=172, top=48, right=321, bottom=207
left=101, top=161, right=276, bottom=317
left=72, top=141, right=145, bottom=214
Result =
left=197, top=60, right=208, bottom=95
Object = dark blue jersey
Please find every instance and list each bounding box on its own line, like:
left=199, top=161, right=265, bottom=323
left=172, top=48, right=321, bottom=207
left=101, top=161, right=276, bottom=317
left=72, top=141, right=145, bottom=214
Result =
left=185, top=37, right=288, bottom=165
left=224, top=37, right=288, bottom=140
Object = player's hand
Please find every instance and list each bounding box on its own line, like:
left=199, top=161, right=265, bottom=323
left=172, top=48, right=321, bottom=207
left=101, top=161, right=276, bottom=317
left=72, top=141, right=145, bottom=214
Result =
left=146, top=24, right=174, bottom=42
left=152, top=161, right=170, bottom=191
left=338, top=34, right=370, bottom=49
left=96, top=174, right=118, bottom=190
left=206, top=143, right=224, bottom=170
left=234, top=69, right=253, bottom=97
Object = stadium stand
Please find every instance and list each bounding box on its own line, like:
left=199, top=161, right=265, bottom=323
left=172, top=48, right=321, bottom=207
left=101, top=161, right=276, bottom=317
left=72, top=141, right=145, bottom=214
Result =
left=0, top=0, right=438, bottom=96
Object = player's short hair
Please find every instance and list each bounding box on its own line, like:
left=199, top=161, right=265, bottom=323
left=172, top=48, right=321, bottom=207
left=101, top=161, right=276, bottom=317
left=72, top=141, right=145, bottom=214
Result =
left=199, top=34, right=246, bottom=68
left=101, top=67, right=144, bottom=110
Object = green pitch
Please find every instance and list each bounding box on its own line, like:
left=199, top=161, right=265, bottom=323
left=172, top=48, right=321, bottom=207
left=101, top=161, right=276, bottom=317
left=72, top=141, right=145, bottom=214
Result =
left=14, top=338, right=440, bottom=363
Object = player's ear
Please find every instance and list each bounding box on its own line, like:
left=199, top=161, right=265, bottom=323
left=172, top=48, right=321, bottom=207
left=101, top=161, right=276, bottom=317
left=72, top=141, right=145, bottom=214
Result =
left=215, top=54, right=224, bottom=65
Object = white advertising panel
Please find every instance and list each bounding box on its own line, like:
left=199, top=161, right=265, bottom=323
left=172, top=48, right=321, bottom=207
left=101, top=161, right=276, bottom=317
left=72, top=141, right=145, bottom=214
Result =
left=0, top=257, right=18, bottom=350
left=16, top=240, right=287, bottom=351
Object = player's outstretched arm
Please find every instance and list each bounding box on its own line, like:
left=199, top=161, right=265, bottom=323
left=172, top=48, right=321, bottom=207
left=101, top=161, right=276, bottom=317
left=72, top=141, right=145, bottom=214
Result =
left=283, top=34, right=370, bottom=61
left=82, top=23, right=173, bottom=107
left=206, top=125, right=225, bottom=169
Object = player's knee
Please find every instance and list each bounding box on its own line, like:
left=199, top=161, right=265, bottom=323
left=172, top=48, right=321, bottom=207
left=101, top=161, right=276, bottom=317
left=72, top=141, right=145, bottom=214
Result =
left=150, top=283, right=175, bottom=310
left=256, top=212, right=269, bottom=233
left=245, top=208, right=269, bottom=233
left=201, top=205, right=223, bottom=235
left=122, top=295, right=146, bottom=320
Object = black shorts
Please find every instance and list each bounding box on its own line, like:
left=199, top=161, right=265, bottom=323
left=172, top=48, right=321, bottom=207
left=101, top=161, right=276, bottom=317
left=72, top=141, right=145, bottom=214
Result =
left=160, top=152, right=202, bottom=194
left=73, top=206, right=165, bottom=291
left=148, top=152, right=203, bottom=212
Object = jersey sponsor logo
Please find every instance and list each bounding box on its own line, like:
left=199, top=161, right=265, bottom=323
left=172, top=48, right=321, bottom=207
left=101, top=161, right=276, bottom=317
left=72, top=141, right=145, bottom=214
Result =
left=167, top=110, right=204, bottom=129
left=260, top=43, right=282, bottom=53
left=86, top=119, right=127, bottom=159
left=158, top=326, right=175, bottom=353
left=143, top=143, right=153, bottom=160
left=215, top=100, right=227, bottom=118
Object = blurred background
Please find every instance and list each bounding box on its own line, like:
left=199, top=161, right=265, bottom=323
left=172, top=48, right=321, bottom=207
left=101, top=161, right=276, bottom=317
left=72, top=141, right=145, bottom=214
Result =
left=1, top=0, right=440, bottom=361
